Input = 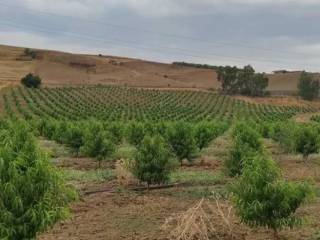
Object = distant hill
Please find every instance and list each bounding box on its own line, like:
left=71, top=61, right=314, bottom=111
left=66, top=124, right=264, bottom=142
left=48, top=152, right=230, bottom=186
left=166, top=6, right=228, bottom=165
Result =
left=0, top=44, right=318, bottom=93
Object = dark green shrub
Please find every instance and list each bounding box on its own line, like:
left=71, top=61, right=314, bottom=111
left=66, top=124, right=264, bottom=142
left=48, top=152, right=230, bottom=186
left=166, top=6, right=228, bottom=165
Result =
left=298, top=71, right=319, bottom=101
left=21, top=73, right=42, bottom=88
left=24, top=48, right=37, bottom=59
left=0, top=120, right=75, bottom=239
left=133, top=135, right=177, bottom=187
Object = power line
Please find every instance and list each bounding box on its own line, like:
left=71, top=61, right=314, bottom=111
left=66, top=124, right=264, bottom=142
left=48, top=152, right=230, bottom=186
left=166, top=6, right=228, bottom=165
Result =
left=0, top=19, right=314, bottom=69
left=0, top=0, right=313, bottom=58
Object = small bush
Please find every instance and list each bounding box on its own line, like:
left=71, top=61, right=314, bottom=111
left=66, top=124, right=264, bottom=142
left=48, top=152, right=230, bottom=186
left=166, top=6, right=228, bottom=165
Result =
left=133, top=135, right=177, bottom=187
left=21, top=73, right=42, bottom=88
left=24, top=48, right=37, bottom=59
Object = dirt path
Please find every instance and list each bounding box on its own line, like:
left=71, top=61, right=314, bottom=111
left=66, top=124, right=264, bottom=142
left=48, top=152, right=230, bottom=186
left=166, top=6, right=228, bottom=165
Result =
left=293, top=112, right=320, bottom=123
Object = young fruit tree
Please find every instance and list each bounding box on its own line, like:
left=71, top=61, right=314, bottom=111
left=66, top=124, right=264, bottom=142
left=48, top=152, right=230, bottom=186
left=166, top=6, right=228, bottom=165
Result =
left=232, top=155, right=312, bottom=239
left=133, top=135, right=177, bottom=188
left=194, top=121, right=228, bottom=151
left=81, top=131, right=115, bottom=168
left=225, top=122, right=263, bottom=177
left=166, top=122, right=197, bottom=165
left=0, top=120, right=75, bottom=239
left=66, top=124, right=85, bottom=156
left=126, top=121, right=146, bottom=146
left=295, top=125, right=320, bottom=162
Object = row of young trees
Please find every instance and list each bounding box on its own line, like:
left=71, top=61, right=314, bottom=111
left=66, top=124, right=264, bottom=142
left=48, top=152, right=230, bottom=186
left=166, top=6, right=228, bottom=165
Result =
left=0, top=119, right=76, bottom=239
left=33, top=119, right=229, bottom=185
left=226, top=122, right=313, bottom=237
left=259, top=121, right=320, bottom=161
left=6, top=85, right=311, bottom=123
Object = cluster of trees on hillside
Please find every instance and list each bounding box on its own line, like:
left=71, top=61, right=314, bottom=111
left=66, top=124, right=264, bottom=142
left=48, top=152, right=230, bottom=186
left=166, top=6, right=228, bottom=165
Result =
left=217, top=65, right=269, bottom=96
left=298, top=71, right=320, bottom=101
left=173, top=62, right=269, bottom=97
left=172, top=61, right=223, bottom=70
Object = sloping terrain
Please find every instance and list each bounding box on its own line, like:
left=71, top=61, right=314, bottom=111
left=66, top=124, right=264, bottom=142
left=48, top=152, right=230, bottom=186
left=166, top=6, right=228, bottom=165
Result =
left=0, top=45, right=216, bottom=88
left=1, top=44, right=318, bottom=91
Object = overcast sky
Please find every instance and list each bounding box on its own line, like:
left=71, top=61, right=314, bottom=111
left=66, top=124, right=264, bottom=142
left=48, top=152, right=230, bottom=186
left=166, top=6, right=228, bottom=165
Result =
left=0, top=0, right=319, bottom=72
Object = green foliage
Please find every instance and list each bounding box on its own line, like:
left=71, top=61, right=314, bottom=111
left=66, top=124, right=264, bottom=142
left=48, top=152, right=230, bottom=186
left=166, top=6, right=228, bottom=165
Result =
left=217, top=66, right=241, bottom=94
left=298, top=71, right=320, bottom=101
left=65, top=124, right=85, bottom=154
left=21, top=73, right=42, bottom=88
left=106, top=122, right=124, bottom=145
left=126, top=121, right=146, bottom=146
left=270, top=121, right=300, bottom=153
left=81, top=130, right=115, bottom=167
left=166, top=122, right=197, bottom=163
left=295, top=125, right=320, bottom=160
left=194, top=121, right=228, bottom=150
left=5, top=85, right=308, bottom=122
left=0, top=120, right=75, bottom=239
left=232, top=154, right=312, bottom=234
left=218, top=65, right=269, bottom=96
left=133, top=135, right=177, bottom=186
left=225, top=122, right=263, bottom=177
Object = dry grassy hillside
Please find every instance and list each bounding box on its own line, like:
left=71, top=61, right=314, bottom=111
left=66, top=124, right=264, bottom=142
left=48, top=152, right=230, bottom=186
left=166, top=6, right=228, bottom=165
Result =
left=0, top=45, right=217, bottom=89
left=0, top=44, right=317, bottom=92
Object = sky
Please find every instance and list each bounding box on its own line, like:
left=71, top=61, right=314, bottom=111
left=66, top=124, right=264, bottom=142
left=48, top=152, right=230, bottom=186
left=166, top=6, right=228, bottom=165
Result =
left=0, top=0, right=319, bottom=73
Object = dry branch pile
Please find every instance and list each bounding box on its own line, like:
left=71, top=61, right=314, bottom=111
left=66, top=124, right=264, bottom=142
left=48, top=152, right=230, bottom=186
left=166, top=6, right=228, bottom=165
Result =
left=162, top=198, right=246, bottom=240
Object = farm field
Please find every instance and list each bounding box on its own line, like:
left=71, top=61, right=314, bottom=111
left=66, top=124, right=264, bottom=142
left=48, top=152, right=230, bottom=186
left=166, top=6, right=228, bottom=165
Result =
left=1, top=85, right=315, bottom=122
left=0, top=84, right=320, bottom=240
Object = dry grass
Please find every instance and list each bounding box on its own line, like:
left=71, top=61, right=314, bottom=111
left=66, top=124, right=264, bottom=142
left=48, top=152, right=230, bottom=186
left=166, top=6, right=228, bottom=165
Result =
left=162, top=197, right=246, bottom=240
left=115, top=159, right=139, bottom=186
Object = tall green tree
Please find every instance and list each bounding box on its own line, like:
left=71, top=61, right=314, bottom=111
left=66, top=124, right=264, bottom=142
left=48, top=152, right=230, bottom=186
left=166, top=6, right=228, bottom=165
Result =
left=218, top=65, right=268, bottom=96
left=298, top=71, right=320, bottom=100
left=217, top=66, right=241, bottom=94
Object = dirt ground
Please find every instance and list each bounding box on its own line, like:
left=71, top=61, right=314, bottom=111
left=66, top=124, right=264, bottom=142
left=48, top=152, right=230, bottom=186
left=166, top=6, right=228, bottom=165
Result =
left=233, top=95, right=320, bottom=108
left=38, top=133, right=320, bottom=240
